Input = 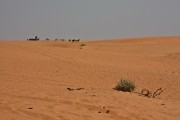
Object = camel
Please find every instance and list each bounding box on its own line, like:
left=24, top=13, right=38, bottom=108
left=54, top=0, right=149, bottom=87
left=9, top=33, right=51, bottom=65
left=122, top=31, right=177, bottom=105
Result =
left=27, top=36, right=40, bottom=41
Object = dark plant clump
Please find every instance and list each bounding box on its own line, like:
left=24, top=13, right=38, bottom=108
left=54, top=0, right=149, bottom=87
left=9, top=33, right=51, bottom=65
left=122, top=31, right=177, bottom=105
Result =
left=80, top=43, right=86, bottom=46
left=114, top=79, right=136, bottom=92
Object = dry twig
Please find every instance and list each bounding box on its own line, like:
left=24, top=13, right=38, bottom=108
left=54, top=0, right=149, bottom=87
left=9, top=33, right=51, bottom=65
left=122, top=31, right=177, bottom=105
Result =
left=141, top=89, right=152, bottom=98
left=152, top=87, right=164, bottom=98
left=140, top=87, right=164, bottom=98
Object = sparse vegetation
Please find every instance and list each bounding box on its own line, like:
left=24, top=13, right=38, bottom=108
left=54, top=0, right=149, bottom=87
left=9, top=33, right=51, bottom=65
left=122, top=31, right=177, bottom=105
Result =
left=114, top=79, right=164, bottom=98
left=79, top=43, right=86, bottom=49
left=114, top=79, right=136, bottom=92
left=80, top=43, right=86, bottom=46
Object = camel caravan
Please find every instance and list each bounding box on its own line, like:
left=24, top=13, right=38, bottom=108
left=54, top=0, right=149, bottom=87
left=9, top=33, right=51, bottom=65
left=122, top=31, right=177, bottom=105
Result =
left=27, top=36, right=40, bottom=41
left=69, top=39, right=80, bottom=42
left=54, top=38, right=80, bottom=42
left=52, top=38, right=80, bottom=42
left=27, top=36, right=80, bottom=42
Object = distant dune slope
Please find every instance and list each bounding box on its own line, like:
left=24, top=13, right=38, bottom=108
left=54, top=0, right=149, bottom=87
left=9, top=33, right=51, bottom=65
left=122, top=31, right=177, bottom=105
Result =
left=0, top=36, right=180, bottom=120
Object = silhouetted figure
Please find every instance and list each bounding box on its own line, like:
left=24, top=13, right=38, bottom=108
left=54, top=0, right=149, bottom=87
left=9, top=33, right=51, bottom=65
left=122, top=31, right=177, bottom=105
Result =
left=35, top=36, right=38, bottom=39
left=27, top=36, right=40, bottom=41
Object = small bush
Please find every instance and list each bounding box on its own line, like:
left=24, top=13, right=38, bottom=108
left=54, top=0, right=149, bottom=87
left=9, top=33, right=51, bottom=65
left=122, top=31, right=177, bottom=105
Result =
left=114, top=79, right=136, bottom=92
left=80, top=43, right=86, bottom=46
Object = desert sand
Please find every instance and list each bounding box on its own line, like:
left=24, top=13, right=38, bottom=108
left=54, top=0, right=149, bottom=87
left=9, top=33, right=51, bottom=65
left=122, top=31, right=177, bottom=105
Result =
left=0, top=36, right=180, bottom=120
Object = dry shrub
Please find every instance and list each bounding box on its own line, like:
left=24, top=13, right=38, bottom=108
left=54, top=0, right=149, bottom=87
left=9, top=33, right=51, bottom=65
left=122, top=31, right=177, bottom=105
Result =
left=114, top=79, right=136, bottom=92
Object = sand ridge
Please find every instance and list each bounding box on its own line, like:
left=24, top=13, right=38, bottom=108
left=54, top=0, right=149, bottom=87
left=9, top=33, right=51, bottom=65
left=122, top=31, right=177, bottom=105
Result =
left=0, top=36, right=180, bottom=120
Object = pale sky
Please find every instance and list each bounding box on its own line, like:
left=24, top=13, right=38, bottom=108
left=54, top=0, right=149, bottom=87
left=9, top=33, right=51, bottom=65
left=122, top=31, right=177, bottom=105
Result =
left=0, top=0, right=180, bottom=40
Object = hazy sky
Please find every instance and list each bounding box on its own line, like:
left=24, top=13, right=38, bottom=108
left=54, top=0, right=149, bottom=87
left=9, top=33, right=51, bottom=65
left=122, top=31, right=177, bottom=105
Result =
left=0, top=0, right=180, bottom=40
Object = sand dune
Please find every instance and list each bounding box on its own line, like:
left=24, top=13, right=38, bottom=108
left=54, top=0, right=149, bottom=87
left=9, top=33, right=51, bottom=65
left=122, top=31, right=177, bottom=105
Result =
left=0, top=36, right=180, bottom=120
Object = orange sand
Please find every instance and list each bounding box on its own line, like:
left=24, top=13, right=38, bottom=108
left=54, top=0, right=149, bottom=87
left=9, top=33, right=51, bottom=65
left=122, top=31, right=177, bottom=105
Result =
left=0, top=36, right=180, bottom=120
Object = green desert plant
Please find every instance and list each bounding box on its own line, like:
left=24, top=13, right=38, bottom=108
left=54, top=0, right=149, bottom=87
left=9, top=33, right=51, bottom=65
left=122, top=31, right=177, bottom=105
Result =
left=114, top=79, right=136, bottom=92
